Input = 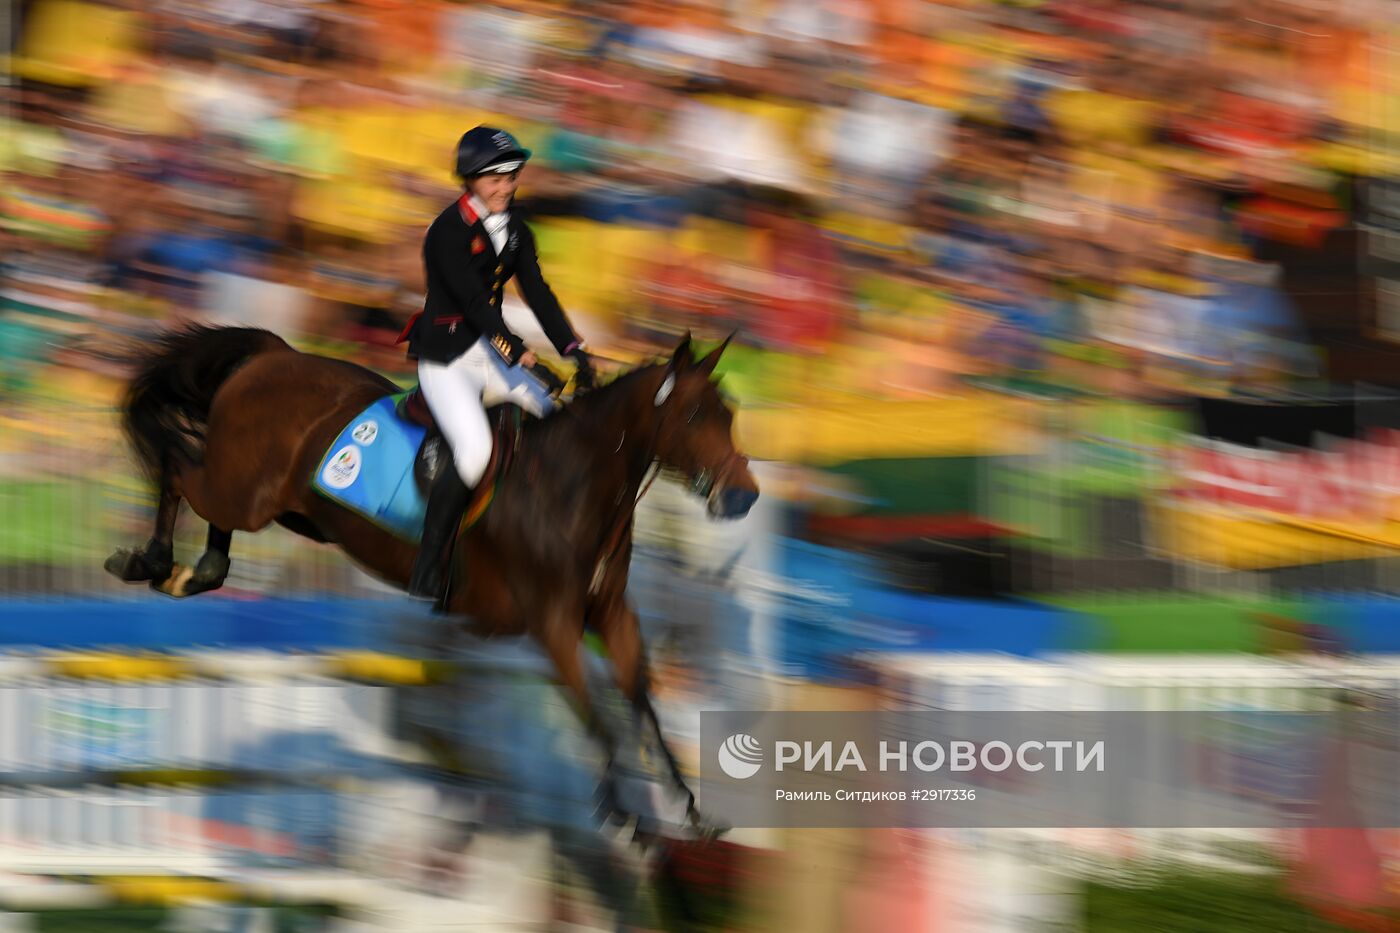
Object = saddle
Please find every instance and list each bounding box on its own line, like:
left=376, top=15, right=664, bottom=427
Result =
left=397, top=387, right=436, bottom=432
left=397, top=387, right=525, bottom=526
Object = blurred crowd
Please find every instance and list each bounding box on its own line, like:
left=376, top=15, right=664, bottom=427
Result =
left=3, top=0, right=1394, bottom=403
left=4, top=6, right=1400, bottom=928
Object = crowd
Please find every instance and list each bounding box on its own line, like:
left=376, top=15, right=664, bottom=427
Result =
left=3, top=0, right=1392, bottom=404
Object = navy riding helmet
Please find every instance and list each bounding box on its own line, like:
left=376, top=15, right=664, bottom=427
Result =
left=455, top=126, right=532, bottom=181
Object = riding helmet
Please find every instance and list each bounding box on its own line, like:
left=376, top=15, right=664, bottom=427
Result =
left=455, top=126, right=532, bottom=180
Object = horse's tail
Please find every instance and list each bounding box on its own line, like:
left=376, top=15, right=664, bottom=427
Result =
left=122, top=325, right=291, bottom=481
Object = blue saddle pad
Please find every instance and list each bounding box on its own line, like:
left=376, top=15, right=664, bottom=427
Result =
left=312, top=393, right=428, bottom=542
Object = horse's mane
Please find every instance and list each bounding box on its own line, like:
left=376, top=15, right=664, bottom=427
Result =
left=487, top=359, right=669, bottom=553
left=527, top=358, right=665, bottom=441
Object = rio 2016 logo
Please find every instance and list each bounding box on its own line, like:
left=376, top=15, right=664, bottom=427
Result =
left=322, top=446, right=361, bottom=490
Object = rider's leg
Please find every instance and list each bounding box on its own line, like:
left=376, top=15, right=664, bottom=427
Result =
left=409, top=347, right=493, bottom=601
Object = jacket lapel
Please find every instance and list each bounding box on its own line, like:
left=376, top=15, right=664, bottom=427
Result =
left=499, top=215, right=522, bottom=266
left=457, top=194, right=493, bottom=258
left=457, top=193, right=519, bottom=266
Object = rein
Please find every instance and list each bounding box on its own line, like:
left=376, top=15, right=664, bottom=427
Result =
left=582, top=364, right=744, bottom=597
left=587, top=378, right=670, bottom=597
left=688, top=449, right=748, bottom=500
left=590, top=458, right=660, bottom=596
left=587, top=445, right=745, bottom=596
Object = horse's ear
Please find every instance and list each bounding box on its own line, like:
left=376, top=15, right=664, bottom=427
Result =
left=670, top=331, right=693, bottom=372
left=696, top=331, right=735, bottom=377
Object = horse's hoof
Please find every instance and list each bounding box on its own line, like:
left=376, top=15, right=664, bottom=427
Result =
left=150, top=552, right=229, bottom=599
left=593, top=779, right=636, bottom=833
left=183, top=551, right=230, bottom=597
left=419, top=734, right=470, bottom=775
left=104, top=548, right=142, bottom=581
left=687, top=807, right=730, bottom=842
left=105, top=547, right=173, bottom=585
left=153, top=564, right=195, bottom=598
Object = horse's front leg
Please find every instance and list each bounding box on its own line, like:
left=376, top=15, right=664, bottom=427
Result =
left=593, top=596, right=722, bottom=839
left=537, top=595, right=630, bottom=825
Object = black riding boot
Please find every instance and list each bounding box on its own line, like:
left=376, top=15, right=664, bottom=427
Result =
left=408, top=463, right=471, bottom=602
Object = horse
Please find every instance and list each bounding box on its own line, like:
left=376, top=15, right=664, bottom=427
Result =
left=105, top=324, right=759, bottom=834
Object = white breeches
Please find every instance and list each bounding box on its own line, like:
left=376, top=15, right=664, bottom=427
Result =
left=417, top=336, right=556, bottom=487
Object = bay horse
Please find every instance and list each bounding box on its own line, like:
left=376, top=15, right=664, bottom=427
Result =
left=106, top=325, right=759, bottom=833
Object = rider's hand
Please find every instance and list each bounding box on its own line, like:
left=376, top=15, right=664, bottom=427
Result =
left=519, top=350, right=538, bottom=368
left=567, top=347, right=596, bottom=390
left=528, top=362, right=566, bottom=395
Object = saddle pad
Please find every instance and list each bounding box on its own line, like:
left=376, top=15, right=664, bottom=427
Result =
left=312, top=393, right=428, bottom=542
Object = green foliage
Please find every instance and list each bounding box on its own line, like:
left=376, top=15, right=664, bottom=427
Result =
left=1082, top=864, right=1392, bottom=933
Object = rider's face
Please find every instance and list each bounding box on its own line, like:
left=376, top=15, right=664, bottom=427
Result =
left=470, top=170, right=520, bottom=214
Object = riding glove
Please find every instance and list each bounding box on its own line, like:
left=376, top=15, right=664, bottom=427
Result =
left=528, top=362, right=566, bottom=395
left=567, top=347, right=597, bottom=390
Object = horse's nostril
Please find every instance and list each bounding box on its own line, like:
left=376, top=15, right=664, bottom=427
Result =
left=720, top=487, right=759, bottom=518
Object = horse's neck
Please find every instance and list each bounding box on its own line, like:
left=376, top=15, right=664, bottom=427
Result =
left=583, top=384, right=659, bottom=493
left=505, top=381, right=654, bottom=527
left=534, top=380, right=661, bottom=530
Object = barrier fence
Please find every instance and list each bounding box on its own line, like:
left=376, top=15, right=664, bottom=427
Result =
left=0, top=639, right=1394, bottom=928
left=0, top=646, right=652, bottom=930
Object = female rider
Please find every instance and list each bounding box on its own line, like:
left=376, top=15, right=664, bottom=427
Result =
left=399, top=125, right=595, bottom=601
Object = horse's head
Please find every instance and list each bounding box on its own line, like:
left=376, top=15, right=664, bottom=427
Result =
left=650, top=333, right=759, bottom=520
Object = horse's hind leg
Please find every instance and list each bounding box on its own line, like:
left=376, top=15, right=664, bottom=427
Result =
left=156, top=524, right=232, bottom=598
left=105, top=476, right=178, bottom=585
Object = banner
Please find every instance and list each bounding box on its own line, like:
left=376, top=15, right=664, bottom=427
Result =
left=736, top=395, right=1042, bottom=463
left=1155, top=429, right=1400, bottom=569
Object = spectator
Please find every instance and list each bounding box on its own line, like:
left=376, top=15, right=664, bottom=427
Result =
left=0, top=0, right=1349, bottom=402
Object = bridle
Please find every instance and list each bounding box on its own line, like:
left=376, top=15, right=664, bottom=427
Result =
left=686, top=449, right=749, bottom=499
left=588, top=367, right=744, bottom=595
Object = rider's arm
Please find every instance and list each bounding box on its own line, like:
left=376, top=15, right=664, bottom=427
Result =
left=512, top=223, right=583, bottom=357
left=425, top=217, right=527, bottom=365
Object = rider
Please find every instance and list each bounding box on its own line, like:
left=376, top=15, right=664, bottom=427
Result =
left=399, top=125, right=596, bottom=601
